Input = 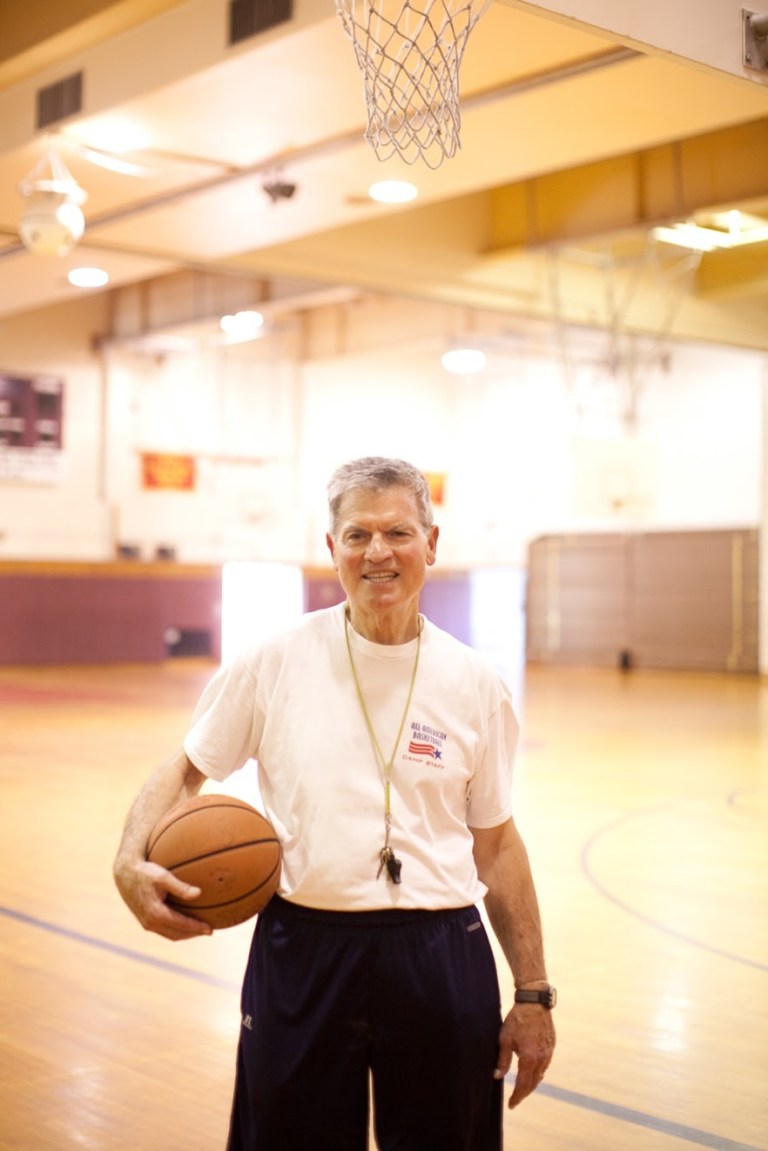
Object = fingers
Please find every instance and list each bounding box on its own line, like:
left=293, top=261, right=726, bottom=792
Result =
left=148, top=868, right=213, bottom=939
left=119, top=859, right=213, bottom=939
left=163, top=872, right=202, bottom=903
left=506, top=1059, right=548, bottom=1110
left=156, top=902, right=213, bottom=941
left=493, top=1029, right=514, bottom=1082
left=144, top=893, right=213, bottom=940
left=496, top=1005, right=556, bottom=1110
left=494, top=1063, right=548, bottom=1109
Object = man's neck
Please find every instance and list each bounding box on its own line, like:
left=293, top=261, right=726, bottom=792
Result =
left=345, top=604, right=421, bottom=645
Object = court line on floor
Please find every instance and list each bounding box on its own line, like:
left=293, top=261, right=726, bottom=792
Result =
left=536, top=1083, right=763, bottom=1151
left=580, top=800, right=768, bottom=973
left=0, top=904, right=241, bottom=992
left=3, top=900, right=762, bottom=1151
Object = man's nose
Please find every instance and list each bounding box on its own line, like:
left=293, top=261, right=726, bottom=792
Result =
left=366, top=533, right=392, bottom=560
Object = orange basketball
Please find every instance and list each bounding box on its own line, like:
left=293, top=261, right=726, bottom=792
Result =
left=147, top=794, right=281, bottom=929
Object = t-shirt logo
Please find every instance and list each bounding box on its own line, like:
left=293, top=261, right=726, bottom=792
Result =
left=404, top=721, right=446, bottom=766
left=408, top=738, right=439, bottom=758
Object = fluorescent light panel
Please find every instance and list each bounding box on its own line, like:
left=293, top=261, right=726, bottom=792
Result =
left=652, top=211, right=768, bottom=252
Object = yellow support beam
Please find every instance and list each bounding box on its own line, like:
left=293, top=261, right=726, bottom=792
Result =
left=488, top=117, right=768, bottom=251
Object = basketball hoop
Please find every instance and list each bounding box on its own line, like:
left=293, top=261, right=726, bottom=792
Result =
left=335, top=0, right=490, bottom=169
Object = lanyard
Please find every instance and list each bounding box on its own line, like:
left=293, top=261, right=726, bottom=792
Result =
left=344, top=610, right=421, bottom=883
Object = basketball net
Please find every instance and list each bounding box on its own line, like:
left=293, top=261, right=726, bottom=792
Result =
left=335, top=0, right=490, bottom=169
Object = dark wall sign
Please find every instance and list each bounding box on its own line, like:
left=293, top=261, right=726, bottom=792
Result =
left=0, top=373, right=64, bottom=483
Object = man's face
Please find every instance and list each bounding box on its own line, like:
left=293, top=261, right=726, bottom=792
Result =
left=326, top=485, right=438, bottom=619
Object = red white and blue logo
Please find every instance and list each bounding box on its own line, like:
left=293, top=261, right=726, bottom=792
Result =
left=408, top=739, right=439, bottom=758
left=404, top=721, right=445, bottom=766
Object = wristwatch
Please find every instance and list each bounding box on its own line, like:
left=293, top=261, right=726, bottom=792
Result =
left=514, top=985, right=557, bottom=1009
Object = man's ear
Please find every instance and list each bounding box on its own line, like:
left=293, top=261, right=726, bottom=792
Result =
left=426, top=524, right=439, bottom=566
left=326, top=532, right=337, bottom=568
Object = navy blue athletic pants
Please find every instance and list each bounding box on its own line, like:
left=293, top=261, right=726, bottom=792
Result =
left=226, top=896, right=503, bottom=1151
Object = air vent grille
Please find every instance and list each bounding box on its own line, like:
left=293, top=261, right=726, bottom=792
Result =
left=229, top=0, right=293, bottom=45
left=36, top=72, right=83, bottom=130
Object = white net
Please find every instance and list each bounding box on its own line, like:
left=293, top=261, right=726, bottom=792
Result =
left=336, top=0, right=490, bottom=168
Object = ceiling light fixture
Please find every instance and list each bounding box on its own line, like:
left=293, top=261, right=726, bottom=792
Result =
left=368, top=180, right=418, bottom=204
left=441, top=347, right=487, bottom=375
left=18, top=146, right=87, bottom=256
left=651, top=224, right=727, bottom=252
left=652, top=210, right=768, bottom=252
left=68, top=267, right=109, bottom=288
left=220, top=310, right=265, bottom=342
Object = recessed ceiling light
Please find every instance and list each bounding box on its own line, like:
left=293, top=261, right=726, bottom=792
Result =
left=368, top=180, right=418, bottom=204
left=67, top=266, right=109, bottom=288
left=441, top=348, right=487, bottom=375
left=220, top=310, right=265, bottom=341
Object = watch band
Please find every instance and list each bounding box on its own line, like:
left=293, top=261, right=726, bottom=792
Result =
left=514, top=985, right=557, bottom=1009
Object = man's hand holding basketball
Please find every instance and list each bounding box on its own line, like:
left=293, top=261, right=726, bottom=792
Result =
left=113, top=749, right=210, bottom=939
left=114, top=855, right=212, bottom=940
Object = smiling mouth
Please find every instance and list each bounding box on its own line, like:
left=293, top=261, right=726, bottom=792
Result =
left=364, top=572, right=398, bottom=582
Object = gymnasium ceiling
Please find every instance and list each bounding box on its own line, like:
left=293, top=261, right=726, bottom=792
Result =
left=0, top=0, right=767, bottom=352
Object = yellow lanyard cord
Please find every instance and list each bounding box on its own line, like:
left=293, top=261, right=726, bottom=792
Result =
left=344, top=611, right=421, bottom=845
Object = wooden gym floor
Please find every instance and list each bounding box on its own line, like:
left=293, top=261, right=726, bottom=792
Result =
left=0, top=659, right=765, bottom=1151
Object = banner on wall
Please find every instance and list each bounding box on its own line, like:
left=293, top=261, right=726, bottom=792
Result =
left=0, top=373, right=64, bottom=483
left=141, top=452, right=196, bottom=491
left=425, top=472, right=446, bottom=506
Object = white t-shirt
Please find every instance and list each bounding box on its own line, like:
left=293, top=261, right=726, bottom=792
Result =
left=183, top=603, right=518, bottom=911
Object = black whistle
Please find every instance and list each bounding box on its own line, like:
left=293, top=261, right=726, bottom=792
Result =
left=386, top=853, right=402, bottom=884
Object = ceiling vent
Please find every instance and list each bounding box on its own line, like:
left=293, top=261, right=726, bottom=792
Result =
left=229, top=0, right=293, bottom=45
left=36, top=72, right=83, bottom=130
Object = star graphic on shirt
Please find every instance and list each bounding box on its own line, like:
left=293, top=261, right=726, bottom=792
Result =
left=434, top=748, right=442, bottom=760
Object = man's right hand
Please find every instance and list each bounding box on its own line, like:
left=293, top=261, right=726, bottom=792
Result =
left=114, top=857, right=213, bottom=940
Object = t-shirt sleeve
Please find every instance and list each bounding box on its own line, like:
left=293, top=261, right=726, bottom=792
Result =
left=183, top=650, right=264, bottom=780
left=465, top=690, right=518, bottom=829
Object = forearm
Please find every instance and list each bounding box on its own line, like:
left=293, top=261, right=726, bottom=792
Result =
left=113, top=750, right=211, bottom=939
left=475, top=820, right=549, bottom=986
left=485, top=872, right=548, bottom=987
left=473, top=818, right=556, bottom=1107
left=114, top=750, right=205, bottom=870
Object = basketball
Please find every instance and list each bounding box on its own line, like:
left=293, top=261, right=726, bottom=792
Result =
left=147, top=794, right=281, bottom=929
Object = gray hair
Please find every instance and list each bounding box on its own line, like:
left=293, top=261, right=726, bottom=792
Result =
left=327, top=456, right=434, bottom=536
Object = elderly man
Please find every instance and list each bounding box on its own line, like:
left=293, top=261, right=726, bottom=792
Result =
left=114, top=455, right=555, bottom=1151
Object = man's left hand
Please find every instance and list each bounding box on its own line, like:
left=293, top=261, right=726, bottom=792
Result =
left=494, top=1003, right=556, bottom=1109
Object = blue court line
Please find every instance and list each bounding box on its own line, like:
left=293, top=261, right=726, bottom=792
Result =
left=580, top=800, right=768, bottom=973
left=3, top=902, right=763, bottom=1151
left=0, top=904, right=240, bottom=992
left=535, top=1083, right=764, bottom=1151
